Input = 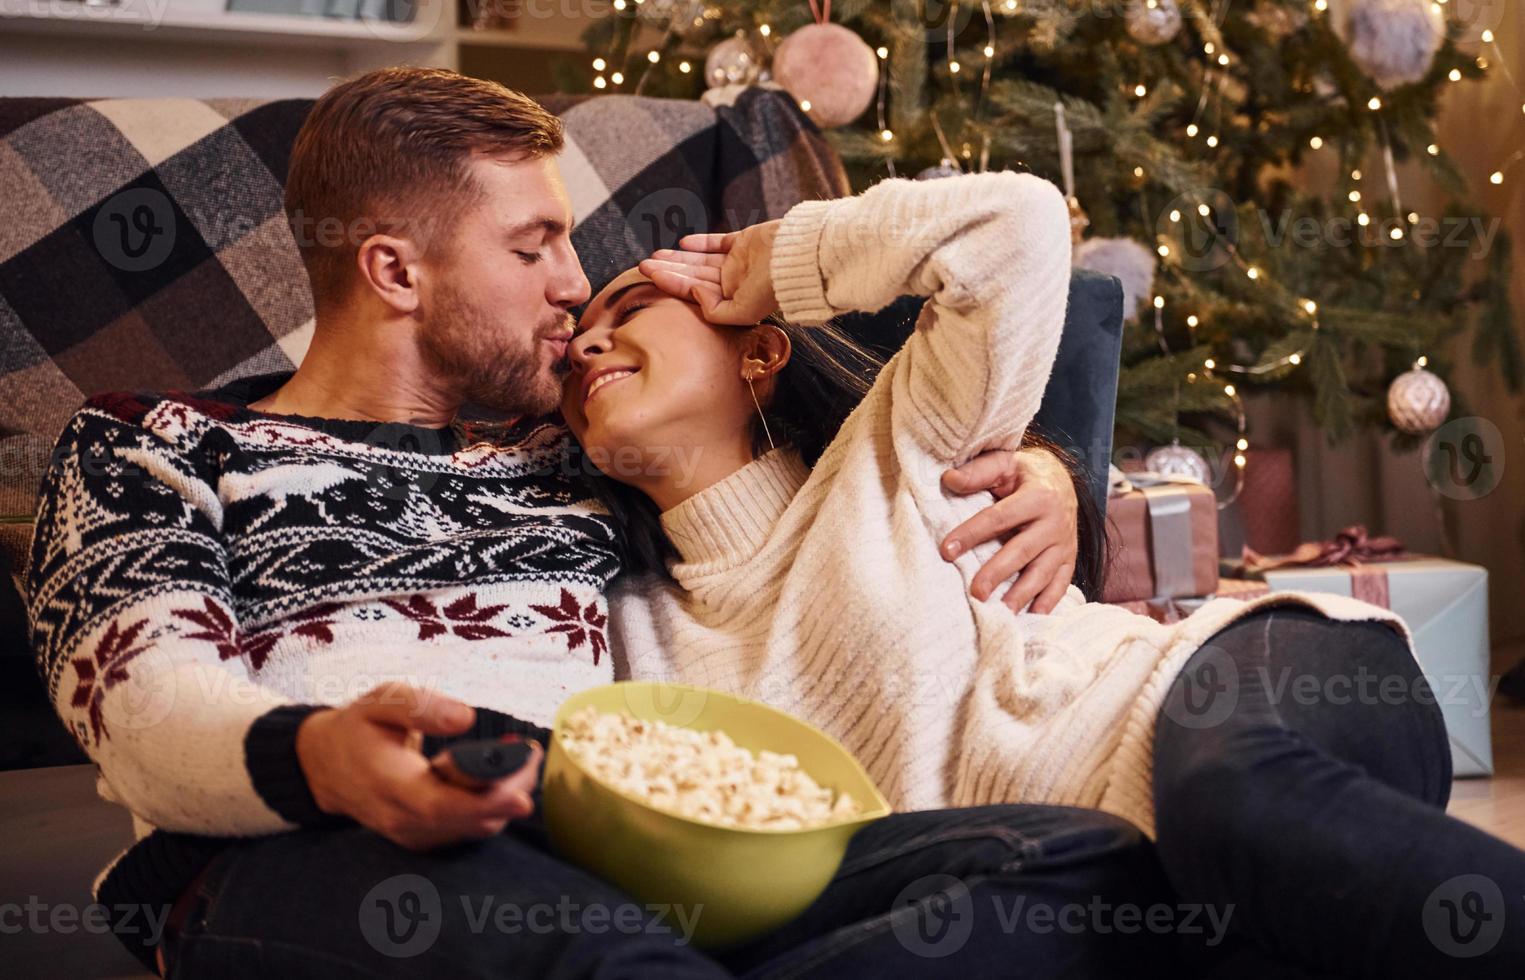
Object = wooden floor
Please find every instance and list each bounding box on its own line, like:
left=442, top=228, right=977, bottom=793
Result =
left=1446, top=638, right=1525, bottom=848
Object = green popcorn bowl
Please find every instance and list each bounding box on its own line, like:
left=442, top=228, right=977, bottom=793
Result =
left=542, top=681, right=893, bottom=950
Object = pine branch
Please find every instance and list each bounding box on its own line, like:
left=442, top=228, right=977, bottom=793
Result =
left=574, top=0, right=1516, bottom=449
left=1241, top=328, right=1317, bottom=384
left=1319, top=306, right=1447, bottom=350
left=1307, top=333, right=1355, bottom=444
left=1472, top=231, right=1524, bottom=392
left=1181, top=0, right=1228, bottom=57
left=888, top=0, right=927, bottom=139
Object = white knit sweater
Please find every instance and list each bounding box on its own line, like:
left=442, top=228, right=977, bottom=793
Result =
left=608, top=172, right=1413, bottom=837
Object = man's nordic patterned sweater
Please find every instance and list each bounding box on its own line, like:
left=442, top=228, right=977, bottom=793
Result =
left=25, top=371, right=621, bottom=966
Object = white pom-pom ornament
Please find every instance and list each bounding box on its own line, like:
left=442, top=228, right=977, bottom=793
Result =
left=1340, top=0, right=1446, bottom=90
left=1125, top=0, right=1183, bottom=46
left=1073, top=236, right=1158, bottom=323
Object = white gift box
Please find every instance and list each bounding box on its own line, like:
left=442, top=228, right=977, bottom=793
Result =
left=1259, top=557, right=1493, bottom=777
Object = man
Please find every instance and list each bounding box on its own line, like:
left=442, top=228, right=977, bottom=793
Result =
left=26, top=68, right=1175, bottom=976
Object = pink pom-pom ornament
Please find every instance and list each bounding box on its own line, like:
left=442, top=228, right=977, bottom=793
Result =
left=771, top=23, right=879, bottom=129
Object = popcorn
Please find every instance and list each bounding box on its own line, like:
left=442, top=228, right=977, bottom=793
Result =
left=558, top=707, right=863, bottom=830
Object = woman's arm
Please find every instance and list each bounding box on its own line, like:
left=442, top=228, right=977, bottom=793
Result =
left=644, top=173, right=1072, bottom=464
left=776, top=172, right=1086, bottom=611
left=770, top=171, right=1073, bottom=463
left=640, top=173, right=1082, bottom=612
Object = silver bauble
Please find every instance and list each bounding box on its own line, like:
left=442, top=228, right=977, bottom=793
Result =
left=916, top=162, right=963, bottom=180
left=1387, top=367, right=1451, bottom=434
left=705, top=33, right=762, bottom=89
left=1145, top=443, right=1213, bottom=484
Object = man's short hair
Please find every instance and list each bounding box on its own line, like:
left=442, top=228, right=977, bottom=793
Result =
left=284, top=66, right=565, bottom=312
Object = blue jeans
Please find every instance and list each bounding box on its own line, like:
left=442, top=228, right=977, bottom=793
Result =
left=159, top=788, right=1185, bottom=977
left=1155, top=605, right=1525, bottom=978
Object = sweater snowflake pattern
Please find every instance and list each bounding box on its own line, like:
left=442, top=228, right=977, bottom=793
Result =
left=25, top=373, right=621, bottom=967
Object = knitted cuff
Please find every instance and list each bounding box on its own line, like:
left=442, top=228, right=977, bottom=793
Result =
left=770, top=198, right=836, bottom=325
left=245, top=703, right=350, bottom=828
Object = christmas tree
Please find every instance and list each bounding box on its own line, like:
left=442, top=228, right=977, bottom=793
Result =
left=569, top=0, right=1521, bottom=462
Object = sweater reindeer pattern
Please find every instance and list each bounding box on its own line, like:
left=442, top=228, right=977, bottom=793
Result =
left=25, top=377, right=620, bottom=969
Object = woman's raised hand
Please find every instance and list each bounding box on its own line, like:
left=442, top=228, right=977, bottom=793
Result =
left=637, top=220, right=782, bottom=325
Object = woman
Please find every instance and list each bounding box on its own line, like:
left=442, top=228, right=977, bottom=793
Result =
left=560, top=172, right=1524, bottom=975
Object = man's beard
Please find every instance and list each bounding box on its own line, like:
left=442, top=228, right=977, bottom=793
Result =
left=420, top=282, right=570, bottom=418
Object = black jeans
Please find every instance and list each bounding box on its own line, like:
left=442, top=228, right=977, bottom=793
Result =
left=161, top=774, right=1184, bottom=977
left=1155, top=605, right=1525, bottom=978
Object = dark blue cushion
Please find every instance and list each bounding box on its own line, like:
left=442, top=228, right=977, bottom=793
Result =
left=834, top=269, right=1123, bottom=518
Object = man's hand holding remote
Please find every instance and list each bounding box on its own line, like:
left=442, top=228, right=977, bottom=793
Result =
left=296, top=682, right=539, bottom=851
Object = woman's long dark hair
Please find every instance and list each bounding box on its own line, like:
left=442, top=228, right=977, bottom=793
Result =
left=569, top=312, right=1109, bottom=603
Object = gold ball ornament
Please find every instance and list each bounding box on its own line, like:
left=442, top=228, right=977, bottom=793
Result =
left=1067, top=196, right=1090, bottom=245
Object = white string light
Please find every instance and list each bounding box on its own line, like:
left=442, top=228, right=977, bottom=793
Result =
left=932, top=1, right=1000, bottom=173
left=874, top=41, right=897, bottom=178
left=675, top=0, right=1510, bottom=468
left=1155, top=175, right=1324, bottom=407
left=1150, top=9, right=1515, bottom=428
left=976, top=0, right=997, bottom=170
left=1469, top=28, right=1525, bottom=189
left=633, top=0, right=701, bottom=94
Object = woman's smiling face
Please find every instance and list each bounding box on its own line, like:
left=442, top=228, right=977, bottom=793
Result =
left=561, top=267, right=758, bottom=484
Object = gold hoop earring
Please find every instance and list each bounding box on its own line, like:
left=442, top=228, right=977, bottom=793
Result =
left=747, top=371, right=776, bottom=451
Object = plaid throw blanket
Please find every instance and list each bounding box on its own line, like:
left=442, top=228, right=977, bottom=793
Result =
left=0, top=89, right=848, bottom=584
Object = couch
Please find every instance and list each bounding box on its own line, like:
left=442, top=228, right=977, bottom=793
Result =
left=0, top=88, right=1123, bottom=977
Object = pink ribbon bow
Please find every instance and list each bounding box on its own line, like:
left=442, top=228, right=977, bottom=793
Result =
left=1239, top=525, right=1409, bottom=608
